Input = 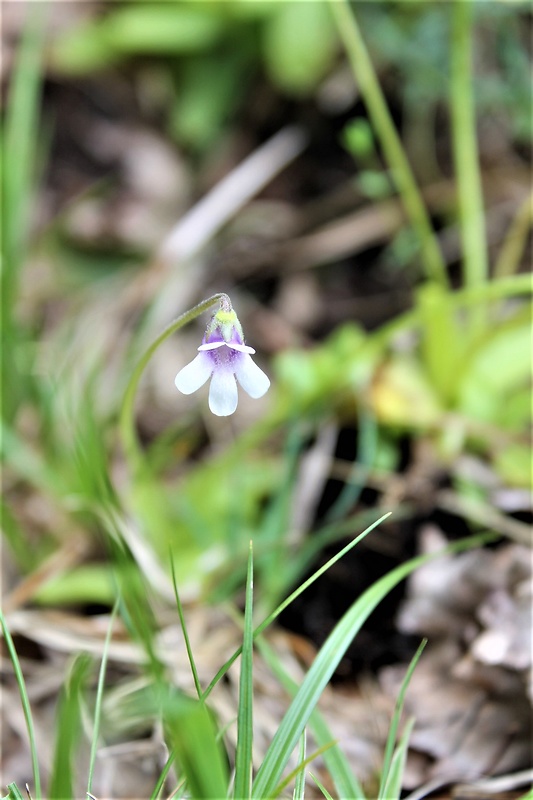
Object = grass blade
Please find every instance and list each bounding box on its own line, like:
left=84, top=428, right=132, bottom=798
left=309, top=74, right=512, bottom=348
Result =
left=251, top=533, right=492, bottom=798
left=2, top=784, right=25, bottom=800
left=293, top=732, right=307, bottom=800
left=202, top=512, right=391, bottom=700
left=164, top=691, right=229, bottom=799
left=257, top=636, right=366, bottom=800
left=150, top=747, right=176, bottom=800
left=170, top=552, right=202, bottom=699
left=309, top=773, right=334, bottom=800
left=0, top=609, right=42, bottom=799
left=87, top=599, right=120, bottom=796
left=378, top=640, right=426, bottom=799
left=48, top=653, right=92, bottom=800
left=380, top=718, right=415, bottom=800
left=234, top=542, right=255, bottom=799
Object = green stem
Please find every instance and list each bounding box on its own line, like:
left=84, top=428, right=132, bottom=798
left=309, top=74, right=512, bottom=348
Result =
left=119, top=293, right=226, bottom=475
left=493, top=190, right=533, bottom=279
left=330, top=0, right=448, bottom=287
left=0, top=609, right=42, bottom=799
left=450, top=1, right=488, bottom=327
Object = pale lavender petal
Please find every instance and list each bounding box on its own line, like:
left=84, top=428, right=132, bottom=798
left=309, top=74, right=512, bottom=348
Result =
left=227, top=342, right=255, bottom=354
left=234, top=354, right=270, bottom=399
left=209, top=367, right=238, bottom=416
left=175, top=353, right=212, bottom=394
left=198, top=341, right=225, bottom=351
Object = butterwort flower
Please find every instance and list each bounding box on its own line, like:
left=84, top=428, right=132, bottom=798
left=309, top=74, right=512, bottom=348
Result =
left=174, top=296, right=270, bottom=416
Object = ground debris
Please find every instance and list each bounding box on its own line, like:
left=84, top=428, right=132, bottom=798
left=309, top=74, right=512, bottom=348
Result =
left=381, top=526, right=532, bottom=791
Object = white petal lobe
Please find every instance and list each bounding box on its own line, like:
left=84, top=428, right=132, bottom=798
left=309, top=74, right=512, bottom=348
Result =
left=209, top=368, right=239, bottom=416
left=235, top=354, right=270, bottom=399
left=175, top=353, right=212, bottom=394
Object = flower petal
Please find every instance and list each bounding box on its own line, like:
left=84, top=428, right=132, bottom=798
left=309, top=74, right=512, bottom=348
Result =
left=234, top=354, right=270, bottom=399
left=198, top=341, right=225, bottom=351
left=209, top=367, right=238, bottom=416
left=227, top=342, right=255, bottom=354
left=175, top=353, right=212, bottom=395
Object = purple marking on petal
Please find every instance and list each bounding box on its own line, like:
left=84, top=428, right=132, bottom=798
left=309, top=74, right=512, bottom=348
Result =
left=175, top=352, right=213, bottom=394
left=208, top=367, right=238, bottom=416
left=234, top=354, right=270, bottom=399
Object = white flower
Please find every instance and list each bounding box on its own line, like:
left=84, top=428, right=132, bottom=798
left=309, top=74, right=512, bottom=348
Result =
left=175, top=300, right=270, bottom=416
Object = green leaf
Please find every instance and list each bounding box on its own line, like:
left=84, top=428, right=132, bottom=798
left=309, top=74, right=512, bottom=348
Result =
left=251, top=533, right=492, bottom=798
left=52, top=6, right=225, bottom=73
left=104, top=6, right=224, bottom=54
left=257, top=637, right=366, bottom=800
left=263, top=2, right=337, bottom=95
left=378, top=641, right=426, bottom=798
left=309, top=772, right=334, bottom=800
left=164, top=692, right=229, bottom=799
left=87, top=600, right=119, bottom=796
left=293, top=732, right=307, bottom=800
left=379, top=718, right=415, bottom=800
left=458, top=316, right=532, bottom=426
left=2, top=784, right=25, bottom=800
left=49, top=654, right=92, bottom=800
left=0, top=610, right=42, bottom=799
left=417, top=283, right=464, bottom=405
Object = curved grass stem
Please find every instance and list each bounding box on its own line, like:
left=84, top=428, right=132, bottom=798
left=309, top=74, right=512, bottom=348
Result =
left=450, top=1, right=488, bottom=329
left=119, top=293, right=226, bottom=475
left=330, top=0, right=448, bottom=287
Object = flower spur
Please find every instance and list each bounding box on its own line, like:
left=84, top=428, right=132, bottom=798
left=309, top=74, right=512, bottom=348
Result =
left=174, top=296, right=270, bottom=416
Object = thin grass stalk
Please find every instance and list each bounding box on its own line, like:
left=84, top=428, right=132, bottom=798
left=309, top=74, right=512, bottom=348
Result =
left=150, top=749, right=176, bottom=800
left=201, top=512, right=391, bottom=701
left=380, top=718, right=415, bottom=800
left=119, top=293, right=226, bottom=474
left=329, top=0, right=448, bottom=287
left=493, top=191, right=533, bottom=278
left=293, top=732, right=307, bottom=800
left=87, top=599, right=120, bottom=796
left=0, top=610, right=42, bottom=799
left=234, top=542, right=255, bottom=799
left=378, top=640, right=426, bottom=799
left=309, top=773, right=334, bottom=800
left=170, top=553, right=203, bottom=699
left=450, top=1, right=488, bottom=328
left=274, top=742, right=336, bottom=798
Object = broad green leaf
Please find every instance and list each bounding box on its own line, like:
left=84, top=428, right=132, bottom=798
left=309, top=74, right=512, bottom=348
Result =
left=53, top=7, right=225, bottom=72
left=417, top=283, right=464, bottom=405
left=370, top=355, right=442, bottom=427
left=104, top=6, right=225, bottom=54
left=458, top=317, right=532, bottom=427
left=262, top=2, right=338, bottom=95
